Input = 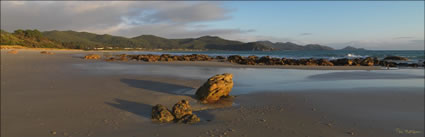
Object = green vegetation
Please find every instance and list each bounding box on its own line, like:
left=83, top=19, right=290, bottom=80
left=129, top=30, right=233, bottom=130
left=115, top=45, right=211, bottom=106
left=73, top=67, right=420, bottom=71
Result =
left=1, top=29, right=63, bottom=48
left=1, top=29, right=335, bottom=50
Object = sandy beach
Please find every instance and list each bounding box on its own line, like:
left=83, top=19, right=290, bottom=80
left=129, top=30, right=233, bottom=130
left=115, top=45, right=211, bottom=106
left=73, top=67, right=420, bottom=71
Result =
left=1, top=49, right=424, bottom=137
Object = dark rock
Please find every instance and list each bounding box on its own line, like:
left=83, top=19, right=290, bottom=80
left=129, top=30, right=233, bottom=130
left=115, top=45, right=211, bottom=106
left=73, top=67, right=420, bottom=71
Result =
left=152, top=104, right=175, bottom=122
left=360, top=57, right=374, bottom=66
left=317, top=59, right=334, bottom=66
left=228, top=55, right=243, bottom=63
left=384, top=56, right=408, bottom=61
left=331, top=58, right=353, bottom=66
left=215, top=56, right=226, bottom=60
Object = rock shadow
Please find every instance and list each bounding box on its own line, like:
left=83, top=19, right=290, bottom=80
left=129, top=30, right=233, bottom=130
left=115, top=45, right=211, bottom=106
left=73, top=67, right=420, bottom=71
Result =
left=106, top=98, right=152, bottom=119
left=120, top=78, right=195, bottom=95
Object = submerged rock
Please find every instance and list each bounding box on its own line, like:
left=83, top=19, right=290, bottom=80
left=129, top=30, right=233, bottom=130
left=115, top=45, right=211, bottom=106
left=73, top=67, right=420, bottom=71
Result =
left=84, top=54, right=101, bottom=60
left=152, top=104, right=175, bottom=122
left=195, top=73, right=234, bottom=103
left=172, top=100, right=193, bottom=119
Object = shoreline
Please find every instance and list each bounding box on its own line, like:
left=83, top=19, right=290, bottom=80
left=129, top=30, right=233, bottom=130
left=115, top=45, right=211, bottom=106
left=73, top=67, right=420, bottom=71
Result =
left=3, top=49, right=405, bottom=70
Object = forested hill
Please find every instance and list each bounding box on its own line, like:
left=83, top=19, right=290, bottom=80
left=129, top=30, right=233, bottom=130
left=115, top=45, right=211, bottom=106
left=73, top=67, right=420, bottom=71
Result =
left=2, top=29, right=336, bottom=51
left=1, top=29, right=63, bottom=48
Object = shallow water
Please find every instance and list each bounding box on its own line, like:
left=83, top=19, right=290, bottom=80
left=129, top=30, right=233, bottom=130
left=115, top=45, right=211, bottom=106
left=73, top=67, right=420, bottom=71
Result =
left=73, top=62, right=424, bottom=95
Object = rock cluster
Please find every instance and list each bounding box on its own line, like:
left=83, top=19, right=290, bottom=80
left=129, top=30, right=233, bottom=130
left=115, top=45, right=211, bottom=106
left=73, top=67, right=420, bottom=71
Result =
left=228, top=55, right=336, bottom=66
left=195, top=73, right=234, bottom=103
left=127, top=54, right=213, bottom=62
left=152, top=100, right=200, bottom=124
left=93, top=53, right=421, bottom=67
left=84, top=54, right=101, bottom=60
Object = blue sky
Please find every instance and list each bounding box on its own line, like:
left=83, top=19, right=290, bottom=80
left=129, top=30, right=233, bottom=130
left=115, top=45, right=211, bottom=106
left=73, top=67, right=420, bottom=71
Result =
left=1, top=1, right=424, bottom=49
left=208, top=1, right=424, bottom=44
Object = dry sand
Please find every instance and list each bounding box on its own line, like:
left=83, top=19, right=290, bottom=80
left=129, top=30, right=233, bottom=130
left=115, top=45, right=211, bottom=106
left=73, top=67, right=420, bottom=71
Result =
left=1, top=49, right=423, bottom=137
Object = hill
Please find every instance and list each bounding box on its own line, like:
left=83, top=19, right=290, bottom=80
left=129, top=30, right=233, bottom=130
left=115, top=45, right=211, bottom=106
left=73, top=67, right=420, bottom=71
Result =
left=340, top=46, right=366, bottom=50
left=1, top=29, right=63, bottom=48
left=256, top=41, right=334, bottom=50
left=3, top=29, right=336, bottom=51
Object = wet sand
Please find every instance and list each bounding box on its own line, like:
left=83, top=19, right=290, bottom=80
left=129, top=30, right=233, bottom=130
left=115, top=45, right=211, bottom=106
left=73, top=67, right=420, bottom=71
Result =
left=1, top=50, right=424, bottom=137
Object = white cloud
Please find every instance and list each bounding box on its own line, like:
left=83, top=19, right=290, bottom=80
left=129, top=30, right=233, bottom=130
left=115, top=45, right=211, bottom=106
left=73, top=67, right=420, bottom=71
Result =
left=0, top=1, right=246, bottom=38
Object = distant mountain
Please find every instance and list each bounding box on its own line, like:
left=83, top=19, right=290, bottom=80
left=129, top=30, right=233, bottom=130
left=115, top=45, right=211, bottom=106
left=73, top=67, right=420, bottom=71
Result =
left=2, top=29, right=334, bottom=51
left=340, top=46, right=366, bottom=50
left=256, top=41, right=334, bottom=50
left=43, top=31, right=271, bottom=50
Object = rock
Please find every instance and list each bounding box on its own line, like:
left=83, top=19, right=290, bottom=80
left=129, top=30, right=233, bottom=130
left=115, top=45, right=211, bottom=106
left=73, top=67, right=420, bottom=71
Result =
left=408, top=63, right=418, bottom=67
left=352, top=58, right=362, bottom=66
left=347, top=131, right=355, bottom=136
left=104, top=57, right=115, bottom=62
left=195, top=73, right=234, bottom=103
left=84, top=54, right=101, bottom=60
left=172, top=100, right=193, bottom=119
left=331, top=58, right=353, bottom=66
left=215, top=56, right=226, bottom=60
left=299, top=58, right=317, bottom=66
left=258, top=56, right=272, bottom=65
left=240, top=56, right=258, bottom=65
left=7, top=50, right=18, bottom=54
left=176, top=114, right=200, bottom=124
left=317, top=59, right=334, bottom=66
left=40, top=51, right=54, bottom=55
left=384, top=56, right=408, bottom=61
left=284, top=59, right=299, bottom=65
left=117, top=54, right=128, bottom=61
left=360, top=57, right=374, bottom=66
left=228, top=55, right=243, bottom=63
left=152, top=104, right=175, bottom=122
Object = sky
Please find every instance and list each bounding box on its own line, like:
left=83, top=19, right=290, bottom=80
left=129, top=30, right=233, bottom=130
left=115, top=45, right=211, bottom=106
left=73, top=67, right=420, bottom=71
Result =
left=1, top=1, right=424, bottom=50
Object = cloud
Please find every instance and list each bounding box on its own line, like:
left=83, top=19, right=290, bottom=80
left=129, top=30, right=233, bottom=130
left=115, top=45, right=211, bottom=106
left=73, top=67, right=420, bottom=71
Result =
left=0, top=1, right=247, bottom=38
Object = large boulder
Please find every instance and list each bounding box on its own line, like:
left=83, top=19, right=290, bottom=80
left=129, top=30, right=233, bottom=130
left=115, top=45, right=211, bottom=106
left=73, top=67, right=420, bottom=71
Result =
left=384, top=56, right=408, bottom=61
left=172, top=100, right=193, bottom=119
left=152, top=104, right=175, bottom=122
left=195, top=73, right=234, bottom=103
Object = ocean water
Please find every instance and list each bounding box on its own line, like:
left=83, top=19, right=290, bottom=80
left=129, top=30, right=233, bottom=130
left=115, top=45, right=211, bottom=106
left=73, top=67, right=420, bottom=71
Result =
left=119, top=50, right=425, bottom=62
